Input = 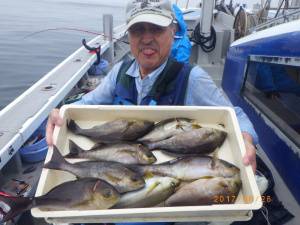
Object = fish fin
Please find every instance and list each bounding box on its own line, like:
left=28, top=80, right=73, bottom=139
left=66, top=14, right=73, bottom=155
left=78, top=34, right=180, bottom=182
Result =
left=92, top=180, right=102, bottom=192
left=126, top=164, right=145, bottom=176
left=198, top=176, right=214, bottom=179
left=146, top=181, right=160, bottom=195
left=104, top=172, right=122, bottom=183
left=67, top=119, right=82, bottom=134
left=218, top=180, right=229, bottom=188
left=210, top=156, right=217, bottom=169
left=154, top=118, right=176, bottom=128
left=119, top=149, right=139, bottom=160
left=176, top=123, right=184, bottom=131
left=174, top=118, right=184, bottom=131
left=218, top=131, right=227, bottom=147
left=44, top=146, right=68, bottom=170
left=212, top=151, right=219, bottom=160
left=90, top=142, right=105, bottom=150
left=145, top=142, right=156, bottom=150
left=144, top=171, right=154, bottom=179
left=64, top=140, right=84, bottom=158
left=192, top=123, right=202, bottom=129
left=209, top=150, right=219, bottom=169
left=119, top=121, right=133, bottom=136
left=0, top=194, right=33, bottom=223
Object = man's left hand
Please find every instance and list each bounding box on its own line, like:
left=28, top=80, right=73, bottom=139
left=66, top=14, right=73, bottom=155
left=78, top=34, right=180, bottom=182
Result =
left=242, top=132, right=257, bottom=172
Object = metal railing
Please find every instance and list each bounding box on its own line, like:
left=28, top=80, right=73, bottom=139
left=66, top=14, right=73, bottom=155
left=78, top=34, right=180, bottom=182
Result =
left=175, top=0, right=203, bottom=8
left=251, top=8, right=300, bottom=32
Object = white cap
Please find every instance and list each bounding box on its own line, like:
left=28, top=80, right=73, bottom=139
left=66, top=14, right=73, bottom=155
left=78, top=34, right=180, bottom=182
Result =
left=126, top=0, right=175, bottom=29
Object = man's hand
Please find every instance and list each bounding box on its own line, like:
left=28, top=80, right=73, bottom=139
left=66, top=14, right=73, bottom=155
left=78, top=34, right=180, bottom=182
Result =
left=46, top=109, right=63, bottom=146
left=242, top=132, right=257, bottom=172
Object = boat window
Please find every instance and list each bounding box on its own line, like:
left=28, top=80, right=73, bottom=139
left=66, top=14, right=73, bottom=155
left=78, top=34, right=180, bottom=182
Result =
left=242, top=60, right=300, bottom=147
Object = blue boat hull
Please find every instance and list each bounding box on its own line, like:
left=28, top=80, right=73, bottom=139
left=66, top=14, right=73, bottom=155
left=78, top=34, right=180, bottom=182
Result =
left=222, top=30, right=300, bottom=204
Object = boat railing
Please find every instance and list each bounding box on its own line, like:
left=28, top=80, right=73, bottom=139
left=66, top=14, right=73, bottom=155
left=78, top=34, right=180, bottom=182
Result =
left=0, top=15, right=129, bottom=170
left=250, top=8, right=300, bottom=32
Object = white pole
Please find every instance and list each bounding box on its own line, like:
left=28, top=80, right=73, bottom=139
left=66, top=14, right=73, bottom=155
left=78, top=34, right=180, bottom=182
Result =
left=185, top=0, right=190, bottom=9
left=103, top=14, right=114, bottom=64
left=200, top=0, right=215, bottom=37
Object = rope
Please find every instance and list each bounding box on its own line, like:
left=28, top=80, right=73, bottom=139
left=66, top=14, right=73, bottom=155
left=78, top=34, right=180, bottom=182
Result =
left=261, top=206, right=272, bottom=225
left=191, top=23, right=216, bottom=53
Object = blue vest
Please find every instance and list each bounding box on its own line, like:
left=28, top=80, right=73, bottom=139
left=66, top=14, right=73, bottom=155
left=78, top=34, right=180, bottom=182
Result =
left=113, top=58, right=192, bottom=106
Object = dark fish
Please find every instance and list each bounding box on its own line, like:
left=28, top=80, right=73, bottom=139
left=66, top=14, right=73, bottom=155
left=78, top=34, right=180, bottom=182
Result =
left=138, top=118, right=201, bottom=143
left=147, top=127, right=227, bottom=154
left=132, top=156, right=240, bottom=181
left=0, top=178, right=120, bottom=223
left=67, top=119, right=154, bottom=142
left=44, top=147, right=145, bottom=193
left=66, top=140, right=156, bottom=165
left=165, top=176, right=242, bottom=206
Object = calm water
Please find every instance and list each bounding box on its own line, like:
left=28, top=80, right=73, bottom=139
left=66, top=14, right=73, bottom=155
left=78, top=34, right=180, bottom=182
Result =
left=0, top=0, right=125, bottom=110
left=0, top=0, right=204, bottom=110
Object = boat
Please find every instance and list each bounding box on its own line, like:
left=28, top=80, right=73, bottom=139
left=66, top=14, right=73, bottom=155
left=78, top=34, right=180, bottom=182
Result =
left=0, top=0, right=299, bottom=224
left=222, top=14, right=300, bottom=225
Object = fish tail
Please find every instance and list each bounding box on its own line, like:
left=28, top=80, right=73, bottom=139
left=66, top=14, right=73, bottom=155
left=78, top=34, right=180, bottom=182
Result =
left=67, top=119, right=82, bottom=134
left=0, top=194, right=33, bottom=223
left=145, top=142, right=156, bottom=150
left=218, top=131, right=227, bottom=146
left=44, top=146, right=68, bottom=170
left=65, top=140, right=83, bottom=158
left=126, top=164, right=145, bottom=176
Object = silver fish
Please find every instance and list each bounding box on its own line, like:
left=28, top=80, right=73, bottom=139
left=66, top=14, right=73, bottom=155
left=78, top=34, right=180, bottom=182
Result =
left=114, top=176, right=179, bottom=208
left=67, top=119, right=154, bottom=142
left=147, top=127, right=227, bottom=154
left=138, top=118, right=201, bottom=143
left=66, top=140, right=156, bottom=165
left=165, top=176, right=242, bottom=206
left=44, top=147, right=145, bottom=193
left=0, top=178, right=120, bottom=223
left=133, top=156, right=240, bottom=181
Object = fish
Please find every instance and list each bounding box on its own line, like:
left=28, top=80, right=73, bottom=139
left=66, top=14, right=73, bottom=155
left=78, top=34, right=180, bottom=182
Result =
left=114, top=176, right=180, bottom=208
left=165, top=175, right=242, bottom=206
left=44, top=146, right=145, bottom=193
left=138, top=118, right=201, bottom=143
left=67, top=119, right=154, bottom=142
left=146, top=127, right=227, bottom=154
left=65, top=140, right=156, bottom=165
left=0, top=178, right=120, bottom=223
left=131, top=156, right=240, bottom=181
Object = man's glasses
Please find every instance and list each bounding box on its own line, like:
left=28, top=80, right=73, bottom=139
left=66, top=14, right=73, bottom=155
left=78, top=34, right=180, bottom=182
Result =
left=128, top=23, right=168, bottom=36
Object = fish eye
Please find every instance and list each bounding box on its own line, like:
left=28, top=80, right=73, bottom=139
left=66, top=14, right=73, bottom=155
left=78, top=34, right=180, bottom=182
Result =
left=170, top=181, right=177, bottom=188
left=102, top=189, right=112, bottom=198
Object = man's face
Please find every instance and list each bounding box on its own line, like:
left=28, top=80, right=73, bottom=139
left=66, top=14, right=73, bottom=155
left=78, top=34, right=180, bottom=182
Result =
left=128, top=22, right=175, bottom=76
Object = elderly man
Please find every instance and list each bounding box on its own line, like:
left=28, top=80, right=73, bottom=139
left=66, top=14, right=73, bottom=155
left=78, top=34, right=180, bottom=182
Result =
left=46, top=0, right=257, bottom=172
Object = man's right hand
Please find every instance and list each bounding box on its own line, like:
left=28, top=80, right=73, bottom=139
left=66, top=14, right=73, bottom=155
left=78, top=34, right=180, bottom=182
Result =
left=46, top=109, right=64, bottom=146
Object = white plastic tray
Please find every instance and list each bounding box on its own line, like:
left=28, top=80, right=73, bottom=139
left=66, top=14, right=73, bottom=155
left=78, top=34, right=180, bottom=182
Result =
left=32, top=105, right=262, bottom=224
